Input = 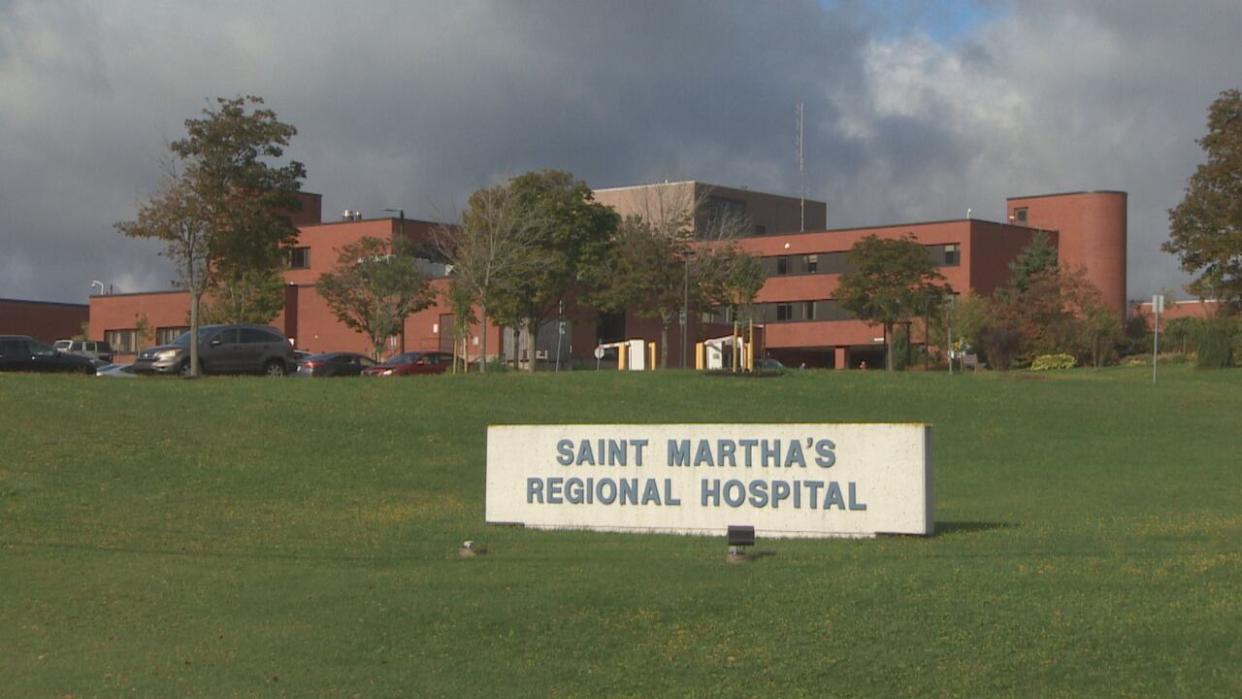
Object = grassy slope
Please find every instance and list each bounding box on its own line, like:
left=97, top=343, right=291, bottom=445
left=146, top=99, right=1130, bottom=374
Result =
left=1, top=367, right=1239, bottom=697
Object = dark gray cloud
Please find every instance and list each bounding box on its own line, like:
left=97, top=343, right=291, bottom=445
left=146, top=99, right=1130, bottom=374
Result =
left=1, top=0, right=1238, bottom=304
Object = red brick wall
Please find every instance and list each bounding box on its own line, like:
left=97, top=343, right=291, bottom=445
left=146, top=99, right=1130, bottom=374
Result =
left=1007, top=192, right=1127, bottom=315
left=968, top=221, right=1059, bottom=295
left=0, top=298, right=89, bottom=343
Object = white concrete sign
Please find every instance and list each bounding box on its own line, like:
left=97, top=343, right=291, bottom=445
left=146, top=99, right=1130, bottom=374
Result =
left=486, top=424, right=933, bottom=538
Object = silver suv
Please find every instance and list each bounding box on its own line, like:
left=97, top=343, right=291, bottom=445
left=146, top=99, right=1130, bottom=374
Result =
left=132, top=324, right=294, bottom=377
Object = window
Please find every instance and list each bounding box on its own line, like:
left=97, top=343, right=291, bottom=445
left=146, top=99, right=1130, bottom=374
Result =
left=240, top=328, right=281, bottom=344
left=806, top=254, right=818, bottom=274
left=804, top=301, right=816, bottom=321
left=776, top=256, right=789, bottom=275
left=754, top=224, right=767, bottom=236
left=104, top=329, right=137, bottom=353
left=944, top=244, right=960, bottom=266
left=287, top=247, right=311, bottom=269
left=1014, top=208, right=1028, bottom=224
left=776, top=304, right=793, bottom=321
left=0, top=338, right=28, bottom=356
left=212, top=328, right=239, bottom=344
left=156, top=327, right=188, bottom=345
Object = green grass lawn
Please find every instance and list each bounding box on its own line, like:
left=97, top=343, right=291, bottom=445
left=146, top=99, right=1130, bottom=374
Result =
left=2, top=366, right=1239, bottom=697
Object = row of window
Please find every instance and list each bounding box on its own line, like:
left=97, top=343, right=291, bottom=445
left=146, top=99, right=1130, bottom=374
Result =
left=103, top=326, right=189, bottom=353
left=762, top=244, right=960, bottom=278
left=705, top=300, right=854, bottom=325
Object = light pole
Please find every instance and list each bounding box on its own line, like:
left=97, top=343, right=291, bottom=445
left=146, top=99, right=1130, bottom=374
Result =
left=383, top=208, right=407, bottom=353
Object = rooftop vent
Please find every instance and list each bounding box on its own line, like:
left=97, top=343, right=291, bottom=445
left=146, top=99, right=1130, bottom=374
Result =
left=341, top=209, right=362, bottom=221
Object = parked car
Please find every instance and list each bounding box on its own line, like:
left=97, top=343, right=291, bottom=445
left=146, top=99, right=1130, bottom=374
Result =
left=756, top=357, right=785, bottom=372
left=96, top=362, right=138, bottom=378
left=361, top=351, right=453, bottom=376
left=0, top=335, right=95, bottom=373
left=295, top=352, right=377, bottom=377
left=132, top=324, right=295, bottom=377
left=53, top=339, right=114, bottom=364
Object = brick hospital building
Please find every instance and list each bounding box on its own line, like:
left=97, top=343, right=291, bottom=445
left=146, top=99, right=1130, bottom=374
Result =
left=87, top=183, right=1126, bottom=369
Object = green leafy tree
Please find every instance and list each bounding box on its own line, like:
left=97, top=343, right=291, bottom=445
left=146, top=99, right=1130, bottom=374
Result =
left=434, top=184, right=542, bottom=373
left=317, top=236, right=434, bottom=360
left=491, top=171, right=620, bottom=371
left=445, top=278, right=479, bottom=372
left=1164, top=316, right=1203, bottom=354
left=836, top=234, right=951, bottom=370
left=1008, top=231, right=1058, bottom=294
left=116, top=95, right=305, bottom=375
left=594, top=216, right=689, bottom=368
left=1164, top=89, right=1242, bottom=311
left=173, top=96, right=306, bottom=324
left=697, top=243, right=765, bottom=322
left=200, top=268, right=286, bottom=325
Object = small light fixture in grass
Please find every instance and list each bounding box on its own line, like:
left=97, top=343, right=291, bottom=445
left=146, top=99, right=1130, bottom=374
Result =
left=726, top=525, right=755, bottom=564
left=458, top=540, right=487, bottom=558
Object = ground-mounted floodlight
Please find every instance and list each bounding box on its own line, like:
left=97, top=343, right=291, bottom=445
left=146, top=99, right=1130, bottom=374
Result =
left=727, top=525, right=755, bottom=564
left=458, top=540, right=487, bottom=558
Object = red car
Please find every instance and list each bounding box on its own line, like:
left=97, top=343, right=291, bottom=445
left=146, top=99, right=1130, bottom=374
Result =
left=361, top=351, right=454, bottom=376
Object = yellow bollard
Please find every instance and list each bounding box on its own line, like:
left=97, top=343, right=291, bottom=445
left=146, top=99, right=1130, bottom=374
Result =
left=648, top=342, right=656, bottom=370
left=695, top=342, right=705, bottom=370
left=618, top=344, right=628, bottom=371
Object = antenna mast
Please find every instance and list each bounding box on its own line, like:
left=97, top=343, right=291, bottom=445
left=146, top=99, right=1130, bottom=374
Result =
left=796, top=101, right=805, bottom=232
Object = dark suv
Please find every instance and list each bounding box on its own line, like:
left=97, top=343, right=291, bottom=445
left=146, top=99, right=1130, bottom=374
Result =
left=132, top=324, right=295, bottom=377
left=0, top=335, right=95, bottom=373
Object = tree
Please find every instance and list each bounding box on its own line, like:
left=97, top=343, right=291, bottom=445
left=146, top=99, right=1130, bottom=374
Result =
left=317, top=236, right=434, bottom=360
left=115, top=95, right=305, bottom=376
left=698, top=243, right=765, bottom=322
left=173, top=96, right=306, bottom=324
left=1165, top=88, right=1242, bottom=311
left=199, top=267, right=286, bottom=325
left=836, top=235, right=951, bottom=370
left=444, top=278, right=479, bottom=372
left=491, top=171, right=620, bottom=371
left=116, top=166, right=213, bottom=376
left=434, top=184, right=542, bottom=373
left=594, top=216, right=689, bottom=368
left=1008, top=231, right=1058, bottom=294
left=1164, top=316, right=1203, bottom=355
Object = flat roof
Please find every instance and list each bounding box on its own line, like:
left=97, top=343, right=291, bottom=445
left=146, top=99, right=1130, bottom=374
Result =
left=741, top=217, right=1049, bottom=239
left=594, top=180, right=824, bottom=204
left=298, top=216, right=448, bottom=229
left=1006, top=190, right=1127, bottom=201
left=0, top=297, right=88, bottom=308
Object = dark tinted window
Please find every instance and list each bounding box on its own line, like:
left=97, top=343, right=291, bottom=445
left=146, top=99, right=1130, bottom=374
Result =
left=29, top=340, right=57, bottom=357
left=0, top=339, right=28, bottom=356
left=240, top=328, right=280, bottom=344
left=213, top=328, right=239, bottom=344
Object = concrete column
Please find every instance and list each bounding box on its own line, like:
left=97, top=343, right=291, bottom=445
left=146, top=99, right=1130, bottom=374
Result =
left=835, top=346, right=848, bottom=370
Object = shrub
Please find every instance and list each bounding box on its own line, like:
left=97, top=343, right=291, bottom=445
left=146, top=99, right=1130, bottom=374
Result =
left=978, top=323, right=1022, bottom=371
left=1030, top=354, right=1077, bottom=371
left=1196, top=318, right=1236, bottom=368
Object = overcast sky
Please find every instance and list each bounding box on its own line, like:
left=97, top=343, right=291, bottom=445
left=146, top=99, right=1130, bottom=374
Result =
left=2, top=0, right=1239, bottom=304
